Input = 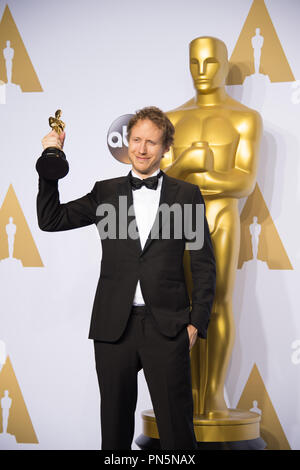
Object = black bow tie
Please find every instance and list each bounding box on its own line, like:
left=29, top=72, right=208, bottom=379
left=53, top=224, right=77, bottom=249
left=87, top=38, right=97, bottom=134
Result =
left=130, top=170, right=163, bottom=190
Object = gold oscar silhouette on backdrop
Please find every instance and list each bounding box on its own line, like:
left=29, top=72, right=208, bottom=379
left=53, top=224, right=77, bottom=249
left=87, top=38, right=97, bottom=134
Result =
left=138, top=37, right=264, bottom=447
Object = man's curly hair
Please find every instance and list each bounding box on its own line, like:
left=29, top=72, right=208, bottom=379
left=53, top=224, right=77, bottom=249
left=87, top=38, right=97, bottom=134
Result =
left=127, top=106, right=174, bottom=148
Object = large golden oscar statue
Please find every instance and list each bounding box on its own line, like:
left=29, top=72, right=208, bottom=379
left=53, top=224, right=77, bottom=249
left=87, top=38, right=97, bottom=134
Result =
left=137, top=37, right=265, bottom=449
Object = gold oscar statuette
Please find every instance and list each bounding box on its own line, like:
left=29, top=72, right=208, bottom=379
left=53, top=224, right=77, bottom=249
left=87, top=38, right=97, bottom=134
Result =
left=36, top=109, right=69, bottom=180
left=137, top=37, right=265, bottom=450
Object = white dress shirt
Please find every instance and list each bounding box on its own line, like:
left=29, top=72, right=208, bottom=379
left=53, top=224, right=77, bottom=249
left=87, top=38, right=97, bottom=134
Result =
left=131, top=168, right=163, bottom=306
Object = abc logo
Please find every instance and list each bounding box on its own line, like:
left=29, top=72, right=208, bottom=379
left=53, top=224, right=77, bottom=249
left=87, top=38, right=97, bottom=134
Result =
left=107, top=114, right=134, bottom=163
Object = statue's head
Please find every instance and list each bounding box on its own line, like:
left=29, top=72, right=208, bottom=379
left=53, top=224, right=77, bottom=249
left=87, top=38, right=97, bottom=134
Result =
left=189, top=37, right=229, bottom=93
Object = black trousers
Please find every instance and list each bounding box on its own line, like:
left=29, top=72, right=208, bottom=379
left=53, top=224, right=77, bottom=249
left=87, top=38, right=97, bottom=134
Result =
left=94, top=305, right=197, bottom=450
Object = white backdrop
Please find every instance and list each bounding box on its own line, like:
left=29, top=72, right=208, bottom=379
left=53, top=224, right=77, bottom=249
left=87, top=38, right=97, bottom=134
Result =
left=0, top=0, right=299, bottom=450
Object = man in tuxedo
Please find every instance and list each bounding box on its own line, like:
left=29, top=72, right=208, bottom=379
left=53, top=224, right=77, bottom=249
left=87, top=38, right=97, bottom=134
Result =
left=37, top=106, right=216, bottom=450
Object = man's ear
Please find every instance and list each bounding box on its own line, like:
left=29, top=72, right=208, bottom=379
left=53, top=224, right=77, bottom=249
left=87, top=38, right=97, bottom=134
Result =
left=162, top=146, right=170, bottom=156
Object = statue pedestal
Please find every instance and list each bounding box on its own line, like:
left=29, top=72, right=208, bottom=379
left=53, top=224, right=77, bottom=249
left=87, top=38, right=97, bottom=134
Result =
left=0, top=432, right=17, bottom=446
left=5, top=82, right=22, bottom=102
left=0, top=82, right=22, bottom=104
left=136, top=409, right=266, bottom=450
left=0, top=82, right=5, bottom=104
left=0, top=257, right=23, bottom=268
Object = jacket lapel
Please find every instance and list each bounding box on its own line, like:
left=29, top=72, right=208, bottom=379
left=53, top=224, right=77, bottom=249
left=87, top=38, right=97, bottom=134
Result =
left=117, top=173, right=142, bottom=254
left=142, top=171, right=179, bottom=254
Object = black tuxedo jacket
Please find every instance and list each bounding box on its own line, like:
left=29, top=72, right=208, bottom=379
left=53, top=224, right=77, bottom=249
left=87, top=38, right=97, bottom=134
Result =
left=37, top=171, right=216, bottom=342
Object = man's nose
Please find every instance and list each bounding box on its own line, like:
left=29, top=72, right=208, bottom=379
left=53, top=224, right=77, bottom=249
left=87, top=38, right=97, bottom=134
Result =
left=138, top=141, right=147, bottom=154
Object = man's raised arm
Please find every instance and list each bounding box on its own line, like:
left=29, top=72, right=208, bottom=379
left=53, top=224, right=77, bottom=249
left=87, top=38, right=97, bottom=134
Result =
left=37, top=130, right=98, bottom=232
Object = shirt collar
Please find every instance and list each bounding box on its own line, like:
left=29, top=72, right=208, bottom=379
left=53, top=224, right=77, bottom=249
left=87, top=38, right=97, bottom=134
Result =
left=131, top=168, right=160, bottom=180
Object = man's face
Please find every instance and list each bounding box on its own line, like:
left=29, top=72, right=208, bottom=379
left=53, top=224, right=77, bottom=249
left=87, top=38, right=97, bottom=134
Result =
left=189, top=39, right=228, bottom=93
left=128, top=119, right=169, bottom=177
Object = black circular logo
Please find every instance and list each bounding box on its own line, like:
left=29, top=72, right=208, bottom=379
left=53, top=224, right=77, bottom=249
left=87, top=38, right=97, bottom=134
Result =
left=107, top=114, right=134, bottom=164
